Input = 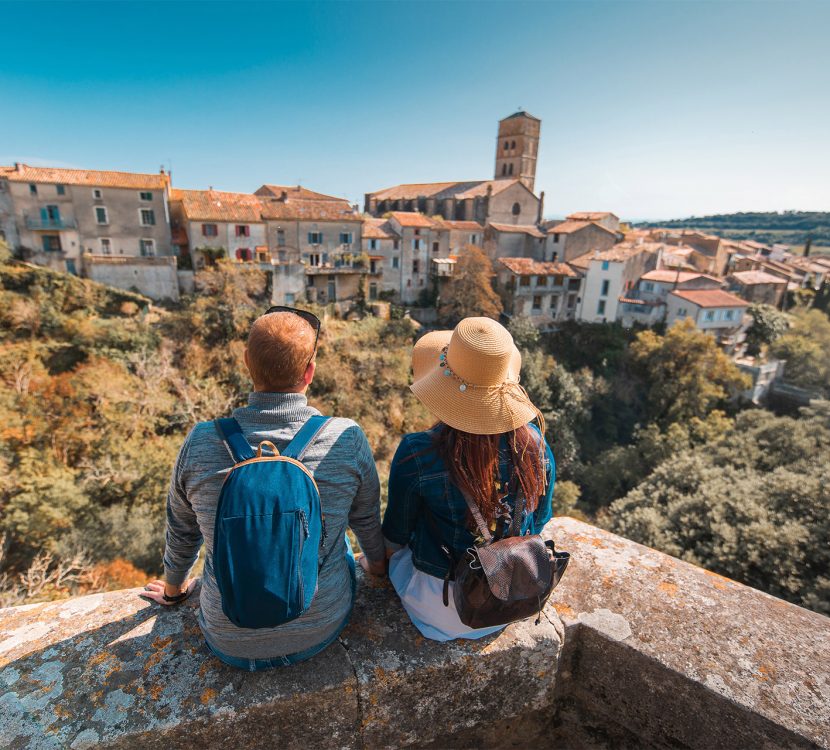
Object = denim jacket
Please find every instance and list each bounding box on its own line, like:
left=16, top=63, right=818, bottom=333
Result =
left=382, top=424, right=555, bottom=578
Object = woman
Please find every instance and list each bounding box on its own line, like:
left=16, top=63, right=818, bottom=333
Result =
left=382, top=317, right=555, bottom=642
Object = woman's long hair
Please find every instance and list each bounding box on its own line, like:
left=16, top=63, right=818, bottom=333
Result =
left=433, top=423, right=546, bottom=525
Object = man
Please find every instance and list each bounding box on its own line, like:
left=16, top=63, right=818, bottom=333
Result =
left=141, top=308, right=386, bottom=669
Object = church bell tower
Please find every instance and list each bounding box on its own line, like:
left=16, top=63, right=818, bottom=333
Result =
left=494, top=111, right=540, bottom=193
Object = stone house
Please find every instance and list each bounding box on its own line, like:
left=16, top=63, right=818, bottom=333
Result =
left=727, top=270, right=788, bottom=307
left=305, top=264, right=382, bottom=307
left=384, top=212, right=450, bottom=304
left=434, top=219, right=484, bottom=254
left=618, top=270, right=723, bottom=327
left=570, top=241, right=663, bottom=323
left=565, top=212, right=621, bottom=233
left=496, top=257, right=581, bottom=327
left=361, top=217, right=402, bottom=297
left=666, top=288, right=748, bottom=348
left=168, top=188, right=267, bottom=266
left=0, top=162, right=172, bottom=274
left=484, top=223, right=546, bottom=261
left=365, top=179, right=541, bottom=227
left=544, top=220, right=617, bottom=263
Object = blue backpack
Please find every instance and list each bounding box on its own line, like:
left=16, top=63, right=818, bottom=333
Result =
left=212, top=415, right=331, bottom=629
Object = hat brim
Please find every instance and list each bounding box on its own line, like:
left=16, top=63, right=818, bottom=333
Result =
left=410, top=366, right=537, bottom=435
left=412, top=330, right=522, bottom=382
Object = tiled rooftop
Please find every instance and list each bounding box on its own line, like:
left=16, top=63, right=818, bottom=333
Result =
left=254, top=184, right=349, bottom=204
left=388, top=211, right=440, bottom=229
left=498, top=257, right=577, bottom=276
left=488, top=222, right=545, bottom=238
left=0, top=163, right=168, bottom=190
left=566, top=211, right=618, bottom=222
left=670, top=288, right=747, bottom=308
left=641, top=270, right=720, bottom=284
left=369, top=179, right=522, bottom=201
left=362, top=217, right=399, bottom=239
left=170, top=188, right=264, bottom=222
left=730, top=270, right=789, bottom=285
left=547, top=220, right=616, bottom=236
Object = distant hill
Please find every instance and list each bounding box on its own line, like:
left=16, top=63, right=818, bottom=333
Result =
left=636, top=211, right=830, bottom=251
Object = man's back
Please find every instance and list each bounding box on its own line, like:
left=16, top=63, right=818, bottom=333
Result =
left=164, top=391, right=384, bottom=659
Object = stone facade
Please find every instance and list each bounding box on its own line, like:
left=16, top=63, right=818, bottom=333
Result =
left=484, top=222, right=546, bottom=260
left=83, top=255, right=179, bottom=302
left=361, top=217, right=402, bottom=297
left=493, top=111, right=541, bottom=193
left=0, top=164, right=172, bottom=275
left=496, top=257, right=582, bottom=327
left=728, top=270, right=788, bottom=307
left=385, top=212, right=450, bottom=304
left=571, top=241, right=663, bottom=323
left=545, top=220, right=618, bottom=263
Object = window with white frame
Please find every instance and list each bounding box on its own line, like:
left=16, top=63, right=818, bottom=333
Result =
left=139, top=239, right=155, bottom=256
left=392, top=256, right=399, bottom=269
left=600, top=279, right=610, bottom=296
left=724, top=309, right=735, bottom=320
left=235, top=225, right=250, bottom=237
left=100, top=238, right=112, bottom=255
left=95, top=206, right=109, bottom=225
left=597, top=300, right=606, bottom=316
left=140, top=209, right=156, bottom=226
left=470, top=234, right=479, bottom=245
left=412, top=239, right=423, bottom=251
left=677, top=307, right=687, bottom=317
left=139, top=191, right=153, bottom=201
left=92, top=188, right=103, bottom=200
left=704, top=310, right=715, bottom=321
left=368, top=239, right=378, bottom=251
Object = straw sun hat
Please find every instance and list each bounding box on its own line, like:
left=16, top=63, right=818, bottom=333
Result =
left=410, top=317, right=539, bottom=435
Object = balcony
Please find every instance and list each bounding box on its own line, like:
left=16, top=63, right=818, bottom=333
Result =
left=24, top=215, right=78, bottom=230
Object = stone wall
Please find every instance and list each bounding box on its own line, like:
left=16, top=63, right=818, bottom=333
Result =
left=83, top=255, right=180, bottom=302
left=1, top=518, right=827, bottom=750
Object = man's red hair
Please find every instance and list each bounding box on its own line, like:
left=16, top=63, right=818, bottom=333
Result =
left=246, top=312, right=316, bottom=391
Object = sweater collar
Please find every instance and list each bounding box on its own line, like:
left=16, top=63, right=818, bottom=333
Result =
left=244, top=391, right=314, bottom=422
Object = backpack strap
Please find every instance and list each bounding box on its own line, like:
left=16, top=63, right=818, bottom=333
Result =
left=282, top=415, right=331, bottom=462
left=459, top=487, right=494, bottom=545
left=214, top=418, right=255, bottom=463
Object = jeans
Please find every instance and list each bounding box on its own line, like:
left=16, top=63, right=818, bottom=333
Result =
left=206, top=535, right=356, bottom=671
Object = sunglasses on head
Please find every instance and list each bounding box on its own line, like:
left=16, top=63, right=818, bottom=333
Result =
left=264, top=306, right=322, bottom=370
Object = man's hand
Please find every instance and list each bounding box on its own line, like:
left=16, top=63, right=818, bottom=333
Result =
left=139, top=579, right=195, bottom=605
left=358, top=554, right=387, bottom=577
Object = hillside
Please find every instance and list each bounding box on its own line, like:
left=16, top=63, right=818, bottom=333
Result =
left=0, top=260, right=827, bottom=615
left=637, top=211, right=830, bottom=251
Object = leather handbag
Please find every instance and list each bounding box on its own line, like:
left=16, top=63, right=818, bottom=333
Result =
left=437, top=486, right=570, bottom=629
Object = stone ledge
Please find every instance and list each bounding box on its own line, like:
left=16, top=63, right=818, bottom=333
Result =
left=0, top=518, right=827, bottom=750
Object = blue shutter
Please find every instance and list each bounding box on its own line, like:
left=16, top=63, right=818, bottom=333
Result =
left=308, top=232, right=313, bottom=244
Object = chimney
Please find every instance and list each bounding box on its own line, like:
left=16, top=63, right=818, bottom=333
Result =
left=14, top=162, right=22, bottom=173
left=160, top=165, right=165, bottom=175
left=281, top=191, right=288, bottom=201
left=537, top=190, right=545, bottom=225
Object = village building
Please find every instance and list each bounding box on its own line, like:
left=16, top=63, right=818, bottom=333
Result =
left=361, top=217, right=402, bottom=297
left=168, top=188, right=267, bottom=265
left=565, top=211, right=621, bottom=233
left=728, top=270, right=788, bottom=307
left=377, top=212, right=450, bottom=304
left=618, top=269, right=723, bottom=327
left=484, top=222, right=546, bottom=260
left=366, top=112, right=544, bottom=227
left=665, top=288, right=748, bottom=348
left=496, top=257, right=581, bottom=328
left=493, top=111, right=541, bottom=193
left=666, top=230, right=730, bottom=276
left=0, top=162, right=172, bottom=275
left=569, top=241, right=663, bottom=323
left=434, top=219, right=484, bottom=253
left=544, top=219, right=617, bottom=263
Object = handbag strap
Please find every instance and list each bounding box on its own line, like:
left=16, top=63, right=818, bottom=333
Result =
left=458, top=487, right=493, bottom=545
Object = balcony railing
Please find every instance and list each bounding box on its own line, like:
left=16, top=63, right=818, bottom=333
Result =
left=25, top=216, right=78, bottom=230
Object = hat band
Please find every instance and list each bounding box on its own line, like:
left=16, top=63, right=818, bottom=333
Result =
left=439, top=345, right=520, bottom=395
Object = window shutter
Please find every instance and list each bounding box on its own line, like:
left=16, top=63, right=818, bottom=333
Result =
left=308, top=232, right=313, bottom=244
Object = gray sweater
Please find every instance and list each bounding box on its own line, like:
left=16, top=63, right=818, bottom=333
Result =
left=163, top=391, right=384, bottom=659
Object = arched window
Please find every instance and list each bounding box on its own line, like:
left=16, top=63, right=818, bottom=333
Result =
left=504, top=140, right=509, bottom=150
left=511, top=140, right=516, bottom=150
left=508, top=163, right=514, bottom=175
left=502, top=163, right=507, bottom=176
left=512, top=202, right=521, bottom=216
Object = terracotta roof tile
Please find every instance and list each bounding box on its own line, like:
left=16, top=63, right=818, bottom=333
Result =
left=389, top=211, right=440, bottom=229
left=641, top=270, right=720, bottom=284
left=0, top=163, right=167, bottom=190
left=362, top=217, right=399, bottom=239
left=254, top=184, right=349, bottom=203
left=171, top=188, right=264, bottom=223
left=570, top=240, right=664, bottom=268
left=259, top=198, right=361, bottom=222
left=730, top=270, right=788, bottom=286
left=434, top=219, right=484, bottom=232
left=488, top=222, right=545, bottom=239
left=498, top=257, right=577, bottom=277
left=369, top=179, right=523, bottom=202
left=566, top=211, right=619, bottom=222
left=670, top=289, right=747, bottom=308
left=546, top=220, right=616, bottom=236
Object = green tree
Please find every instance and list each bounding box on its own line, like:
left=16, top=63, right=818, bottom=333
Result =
left=744, top=303, right=789, bottom=356
left=630, top=318, right=750, bottom=425
left=438, top=245, right=502, bottom=324
left=771, top=308, right=830, bottom=395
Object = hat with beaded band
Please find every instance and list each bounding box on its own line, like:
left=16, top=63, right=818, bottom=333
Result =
left=410, top=317, right=538, bottom=435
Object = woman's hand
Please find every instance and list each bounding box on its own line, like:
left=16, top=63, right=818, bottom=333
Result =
left=139, top=579, right=195, bottom=605
left=358, top=554, right=387, bottom=577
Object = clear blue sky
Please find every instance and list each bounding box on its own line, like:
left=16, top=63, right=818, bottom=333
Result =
left=1, top=0, right=827, bottom=220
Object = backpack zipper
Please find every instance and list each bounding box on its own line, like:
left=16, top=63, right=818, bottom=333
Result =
left=298, top=509, right=309, bottom=605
